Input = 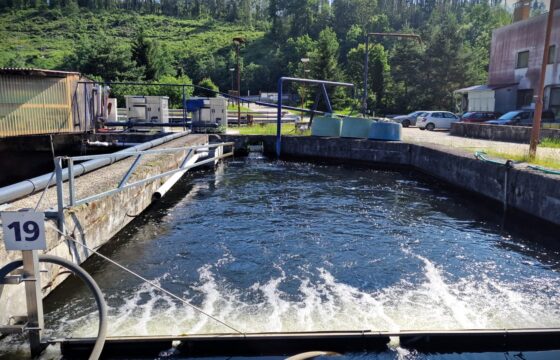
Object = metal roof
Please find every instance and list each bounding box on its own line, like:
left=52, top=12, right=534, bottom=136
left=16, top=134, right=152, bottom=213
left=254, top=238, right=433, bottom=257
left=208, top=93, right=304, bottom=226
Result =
left=0, top=67, right=81, bottom=77
left=454, top=83, right=518, bottom=93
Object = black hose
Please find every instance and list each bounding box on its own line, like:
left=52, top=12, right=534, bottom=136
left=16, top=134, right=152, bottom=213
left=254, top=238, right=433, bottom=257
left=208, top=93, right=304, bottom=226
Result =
left=0, top=255, right=107, bottom=360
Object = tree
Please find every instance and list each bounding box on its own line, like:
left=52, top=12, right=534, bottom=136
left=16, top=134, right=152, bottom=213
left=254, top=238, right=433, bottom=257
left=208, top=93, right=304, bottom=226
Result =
left=63, top=34, right=140, bottom=81
left=194, top=77, right=219, bottom=97
left=310, top=27, right=340, bottom=81
left=420, top=13, right=474, bottom=110
left=332, top=0, right=377, bottom=38
left=131, top=29, right=171, bottom=81
left=347, top=43, right=389, bottom=112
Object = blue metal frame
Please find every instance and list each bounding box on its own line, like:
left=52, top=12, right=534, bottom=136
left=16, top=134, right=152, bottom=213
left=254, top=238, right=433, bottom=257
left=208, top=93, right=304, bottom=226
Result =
left=276, top=77, right=354, bottom=157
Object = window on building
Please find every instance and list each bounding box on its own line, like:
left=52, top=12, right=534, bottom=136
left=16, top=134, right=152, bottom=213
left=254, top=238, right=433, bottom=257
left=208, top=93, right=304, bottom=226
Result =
left=548, top=45, right=556, bottom=64
left=516, top=89, right=534, bottom=108
left=549, top=87, right=560, bottom=118
left=516, top=51, right=529, bottom=68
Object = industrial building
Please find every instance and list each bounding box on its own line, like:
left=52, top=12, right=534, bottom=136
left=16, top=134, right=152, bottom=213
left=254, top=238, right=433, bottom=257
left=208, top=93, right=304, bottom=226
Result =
left=0, top=68, right=94, bottom=137
left=455, top=0, right=560, bottom=116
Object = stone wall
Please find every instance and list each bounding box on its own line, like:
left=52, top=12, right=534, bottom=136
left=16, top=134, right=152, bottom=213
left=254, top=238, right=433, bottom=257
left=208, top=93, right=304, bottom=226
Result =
left=450, top=122, right=560, bottom=143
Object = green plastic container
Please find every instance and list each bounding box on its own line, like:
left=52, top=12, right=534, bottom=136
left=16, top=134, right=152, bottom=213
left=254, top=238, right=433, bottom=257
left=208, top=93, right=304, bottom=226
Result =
left=311, top=115, right=342, bottom=137
left=341, top=117, right=375, bottom=138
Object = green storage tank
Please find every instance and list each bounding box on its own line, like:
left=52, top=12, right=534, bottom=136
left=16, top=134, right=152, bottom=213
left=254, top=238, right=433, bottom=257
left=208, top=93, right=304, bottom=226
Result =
left=311, top=115, right=342, bottom=137
left=341, top=117, right=375, bottom=138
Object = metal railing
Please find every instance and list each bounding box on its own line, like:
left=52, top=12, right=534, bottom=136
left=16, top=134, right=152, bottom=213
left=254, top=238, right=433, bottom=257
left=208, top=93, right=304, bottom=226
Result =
left=54, top=142, right=234, bottom=210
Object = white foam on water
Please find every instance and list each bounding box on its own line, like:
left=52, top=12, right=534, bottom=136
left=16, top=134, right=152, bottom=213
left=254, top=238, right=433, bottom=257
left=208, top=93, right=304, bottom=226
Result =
left=41, top=248, right=560, bottom=339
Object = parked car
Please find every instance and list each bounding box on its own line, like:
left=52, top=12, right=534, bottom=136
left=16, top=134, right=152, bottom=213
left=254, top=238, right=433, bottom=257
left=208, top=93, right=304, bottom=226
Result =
left=392, top=111, right=428, bottom=127
left=485, top=109, right=556, bottom=126
left=417, top=111, right=460, bottom=130
left=460, top=111, right=502, bottom=123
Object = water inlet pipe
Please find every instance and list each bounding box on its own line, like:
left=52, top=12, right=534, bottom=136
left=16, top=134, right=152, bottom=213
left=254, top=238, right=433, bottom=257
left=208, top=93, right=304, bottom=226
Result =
left=153, top=150, right=204, bottom=200
left=0, top=255, right=107, bottom=360
left=0, top=132, right=188, bottom=205
left=85, top=140, right=141, bottom=148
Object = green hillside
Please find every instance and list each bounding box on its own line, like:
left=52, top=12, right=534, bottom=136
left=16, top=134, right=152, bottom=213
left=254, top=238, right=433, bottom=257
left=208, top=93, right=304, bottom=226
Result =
left=0, top=8, right=264, bottom=72
left=0, top=1, right=514, bottom=113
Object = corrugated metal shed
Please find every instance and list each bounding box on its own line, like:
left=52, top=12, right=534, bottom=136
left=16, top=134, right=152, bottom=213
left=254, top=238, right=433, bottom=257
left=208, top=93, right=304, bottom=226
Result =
left=0, top=68, right=90, bottom=137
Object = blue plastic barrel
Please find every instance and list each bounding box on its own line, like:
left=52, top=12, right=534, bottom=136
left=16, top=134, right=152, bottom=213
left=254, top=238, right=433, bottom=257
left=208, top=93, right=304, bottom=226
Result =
left=368, top=121, right=402, bottom=141
left=340, top=117, right=375, bottom=138
left=311, top=115, right=342, bottom=137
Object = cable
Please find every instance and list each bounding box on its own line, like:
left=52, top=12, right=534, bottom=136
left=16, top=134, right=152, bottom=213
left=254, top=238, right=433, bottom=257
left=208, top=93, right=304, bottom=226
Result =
left=45, top=223, right=244, bottom=335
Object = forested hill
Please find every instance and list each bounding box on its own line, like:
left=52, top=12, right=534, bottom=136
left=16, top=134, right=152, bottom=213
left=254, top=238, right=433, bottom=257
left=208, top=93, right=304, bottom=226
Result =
left=0, top=0, right=533, bottom=113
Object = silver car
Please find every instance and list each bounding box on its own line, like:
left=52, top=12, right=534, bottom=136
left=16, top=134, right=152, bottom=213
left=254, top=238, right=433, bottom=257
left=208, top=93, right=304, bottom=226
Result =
left=392, top=111, right=428, bottom=127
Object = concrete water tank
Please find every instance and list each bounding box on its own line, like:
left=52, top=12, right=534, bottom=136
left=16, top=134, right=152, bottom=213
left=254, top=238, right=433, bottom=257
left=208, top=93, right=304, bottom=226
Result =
left=311, top=115, right=342, bottom=137
left=341, top=117, right=375, bottom=138
left=368, top=121, right=402, bottom=141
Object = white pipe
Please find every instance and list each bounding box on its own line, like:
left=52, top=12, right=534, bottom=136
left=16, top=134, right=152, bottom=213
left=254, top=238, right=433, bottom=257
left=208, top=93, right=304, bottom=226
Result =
left=86, top=140, right=141, bottom=147
left=153, top=153, right=202, bottom=200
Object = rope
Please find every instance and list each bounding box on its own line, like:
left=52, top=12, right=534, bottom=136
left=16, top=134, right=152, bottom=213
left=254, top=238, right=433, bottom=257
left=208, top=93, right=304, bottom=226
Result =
left=34, top=135, right=58, bottom=211
left=45, top=223, right=244, bottom=335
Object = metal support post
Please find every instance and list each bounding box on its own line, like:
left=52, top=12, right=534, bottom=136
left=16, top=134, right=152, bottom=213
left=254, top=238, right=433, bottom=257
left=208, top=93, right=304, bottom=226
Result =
left=276, top=78, right=283, bottom=157
left=54, top=157, right=65, bottom=235
left=182, top=85, right=188, bottom=131
left=237, top=47, right=241, bottom=127
left=320, top=84, right=333, bottom=113
left=84, top=83, right=88, bottom=132
left=362, top=35, right=370, bottom=116
left=67, top=158, right=75, bottom=207
left=22, top=250, right=45, bottom=357
left=118, top=154, right=144, bottom=188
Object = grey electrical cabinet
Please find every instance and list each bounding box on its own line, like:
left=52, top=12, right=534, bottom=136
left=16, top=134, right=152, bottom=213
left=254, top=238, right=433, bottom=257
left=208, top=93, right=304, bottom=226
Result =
left=125, top=95, right=170, bottom=132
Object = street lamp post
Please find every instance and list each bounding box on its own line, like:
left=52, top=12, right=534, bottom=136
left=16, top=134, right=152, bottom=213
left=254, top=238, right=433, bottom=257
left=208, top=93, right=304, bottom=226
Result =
left=362, top=32, right=421, bottom=116
left=233, top=37, right=245, bottom=126
left=529, top=0, right=556, bottom=159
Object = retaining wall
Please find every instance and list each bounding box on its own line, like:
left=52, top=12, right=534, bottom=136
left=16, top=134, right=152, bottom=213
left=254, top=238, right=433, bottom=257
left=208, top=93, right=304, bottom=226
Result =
left=223, top=135, right=560, bottom=227
left=450, top=122, right=560, bottom=143
left=0, top=134, right=208, bottom=326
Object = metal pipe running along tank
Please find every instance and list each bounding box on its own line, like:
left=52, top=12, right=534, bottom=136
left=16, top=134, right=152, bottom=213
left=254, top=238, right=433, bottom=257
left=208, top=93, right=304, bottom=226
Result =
left=0, top=132, right=188, bottom=205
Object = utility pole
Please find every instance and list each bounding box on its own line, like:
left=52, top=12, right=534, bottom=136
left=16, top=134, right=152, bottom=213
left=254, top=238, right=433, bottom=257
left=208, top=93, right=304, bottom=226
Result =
left=529, top=0, right=556, bottom=159
left=363, top=32, right=421, bottom=116
left=233, top=37, right=245, bottom=127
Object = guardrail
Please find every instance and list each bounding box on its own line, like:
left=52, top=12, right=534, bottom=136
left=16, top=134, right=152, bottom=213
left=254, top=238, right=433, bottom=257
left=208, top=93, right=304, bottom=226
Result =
left=56, top=142, right=234, bottom=209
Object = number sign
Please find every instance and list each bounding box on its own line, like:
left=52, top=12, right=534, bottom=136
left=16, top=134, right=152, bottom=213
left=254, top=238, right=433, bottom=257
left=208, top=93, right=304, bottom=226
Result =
left=1, top=211, right=46, bottom=251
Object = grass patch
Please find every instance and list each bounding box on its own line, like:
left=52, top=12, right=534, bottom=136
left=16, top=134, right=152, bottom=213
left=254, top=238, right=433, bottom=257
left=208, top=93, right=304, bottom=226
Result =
left=236, top=123, right=309, bottom=136
left=540, top=138, right=560, bottom=149
left=484, top=150, right=560, bottom=170
left=227, top=104, right=252, bottom=112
